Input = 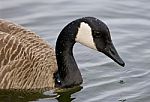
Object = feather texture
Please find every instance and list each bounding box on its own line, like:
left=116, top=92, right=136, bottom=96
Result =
left=0, top=19, right=57, bottom=90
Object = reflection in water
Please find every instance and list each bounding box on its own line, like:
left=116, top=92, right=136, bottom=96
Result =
left=56, top=86, right=83, bottom=102
left=0, top=89, right=52, bottom=102
left=0, top=86, right=82, bottom=102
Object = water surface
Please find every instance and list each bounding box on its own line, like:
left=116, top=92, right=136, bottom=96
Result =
left=1, top=0, right=150, bottom=102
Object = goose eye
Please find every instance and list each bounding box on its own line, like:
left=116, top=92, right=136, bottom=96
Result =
left=93, top=31, right=101, bottom=38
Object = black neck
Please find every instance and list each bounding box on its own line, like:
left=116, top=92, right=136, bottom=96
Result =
left=55, top=22, right=83, bottom=88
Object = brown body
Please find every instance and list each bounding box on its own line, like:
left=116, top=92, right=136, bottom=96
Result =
left=0, top=19, right=57, bottom=89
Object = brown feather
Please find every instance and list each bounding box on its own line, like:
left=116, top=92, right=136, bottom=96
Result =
left=0, top=19, right=57, bottom=90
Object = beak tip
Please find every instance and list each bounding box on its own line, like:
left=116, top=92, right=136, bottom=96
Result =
left=119, top=61, right=125, bottom=67
left=121, top=63, right=125, bottom=67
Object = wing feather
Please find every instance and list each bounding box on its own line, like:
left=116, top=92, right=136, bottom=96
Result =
left=0, top=19, right=57, bottom=90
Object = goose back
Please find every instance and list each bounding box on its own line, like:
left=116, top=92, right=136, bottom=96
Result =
left=0, top=19, right=57, bottom=89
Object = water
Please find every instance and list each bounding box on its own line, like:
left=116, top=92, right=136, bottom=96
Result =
left=1, top=0, right=150, bottom=102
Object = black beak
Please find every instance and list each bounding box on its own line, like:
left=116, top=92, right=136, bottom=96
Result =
left=103, top=43, right=125, bottom=67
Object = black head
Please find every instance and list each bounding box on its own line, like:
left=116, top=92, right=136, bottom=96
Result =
left=75, top=17, right=125, bottom=66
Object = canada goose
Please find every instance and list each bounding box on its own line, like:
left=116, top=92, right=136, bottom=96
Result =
left=0, top=17, right=125, bottom=90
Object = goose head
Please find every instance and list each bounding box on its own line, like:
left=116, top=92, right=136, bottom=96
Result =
left=75, top=17, right=125, bottom=66
left=55, top=17, right=125, bottom=88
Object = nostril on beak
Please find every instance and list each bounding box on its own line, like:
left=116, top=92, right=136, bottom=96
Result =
left=110, top=48, right=115, bottom=55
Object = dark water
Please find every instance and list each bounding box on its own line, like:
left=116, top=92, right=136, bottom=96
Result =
left=1, top=0, right=150, bottom=102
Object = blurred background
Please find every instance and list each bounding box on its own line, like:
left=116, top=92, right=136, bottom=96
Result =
left=1, top=0, right=150, bottom=102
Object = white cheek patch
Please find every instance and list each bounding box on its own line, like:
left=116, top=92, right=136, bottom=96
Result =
left=75, top=22, right=97, bottom=50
